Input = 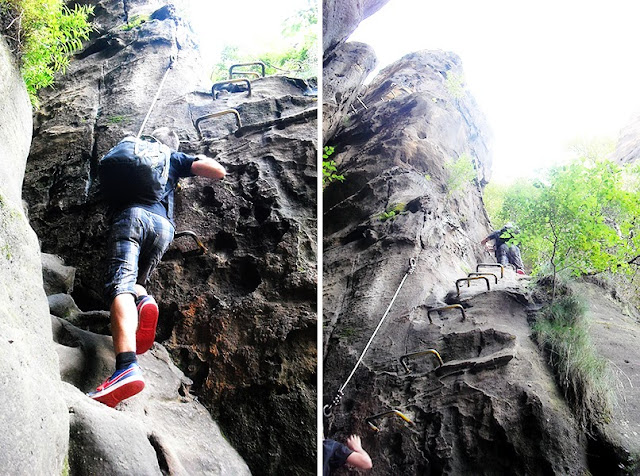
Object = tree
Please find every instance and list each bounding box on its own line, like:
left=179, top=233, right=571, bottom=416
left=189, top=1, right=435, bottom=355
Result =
left=210, top=0, right=317, bottom=81
left=497, top=157, right=640, bottom=298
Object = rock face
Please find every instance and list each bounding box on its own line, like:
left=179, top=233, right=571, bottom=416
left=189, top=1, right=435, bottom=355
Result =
left=322, top=41, right=377, bottom=141
left=612, top=112, right=640, bottom=164
left=321, top=35, right=591, bottom=475
left=323, top=0, right=391, bottom=55
left=0, top=37, right=69, bottom=474
left=51, top=289, right=250, bottom=476
left=22, top=1, right=317, bottom=474
left=323, top=51, right=494, bottom=353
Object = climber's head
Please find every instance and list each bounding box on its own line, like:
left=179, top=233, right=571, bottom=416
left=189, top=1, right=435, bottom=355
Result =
left=151, top=127, right=179, bottom=151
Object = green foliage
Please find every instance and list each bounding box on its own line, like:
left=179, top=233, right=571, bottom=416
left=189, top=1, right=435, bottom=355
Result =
left=107, top=115, right=129, bottom=124
left=322, top=146, right=344, bottom=188
left=533, top=293, right=614, bottom=428
left=445, top=71, right=466, bottom=99
left=0, top=0, right=94, bottom=107
left=379, top=203, right=407, bottom=222
left=445, top=153, right=477, bottom=194
left=61, top=456, right=70, bottom=476
left=496, top=156, right=640, bottom=287
left=121, top=13, right=149, bottom=31
left=483, top=181, right=507, bottom=228
left=210, top=0, right=317, bottom=81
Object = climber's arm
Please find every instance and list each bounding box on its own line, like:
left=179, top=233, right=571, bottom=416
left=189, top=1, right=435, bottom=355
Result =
left=191, top=155, right=226, bottom=180
left=345, top=435, right=372, bottom=470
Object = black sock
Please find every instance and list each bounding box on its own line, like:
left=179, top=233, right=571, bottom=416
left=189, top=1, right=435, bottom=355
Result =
left=115, top=351, right=137, bottom=370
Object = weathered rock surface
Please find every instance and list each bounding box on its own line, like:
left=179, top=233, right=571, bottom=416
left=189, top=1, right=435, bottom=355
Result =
left=322, top=0, right=391, bottom=55
left=52, top=306, right=250, bottom=475
left=323, top=50, right=494, bottom=359
left=22, top=1, right=316, bottom=474
left=42, top=252, right=77, bottom=295
left=612, top=112, right=640, bottom=164
left=574, top=280, right=640, bottom=473
left=320, top=26, right=598, bottom=473
left=327, top=279, right=589, bottom=474
left=0, top=36, right=69, bottom=474
left=323, top=41, right=377, bottom=141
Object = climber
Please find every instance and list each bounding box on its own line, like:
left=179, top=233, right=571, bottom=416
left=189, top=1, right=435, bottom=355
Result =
left=88, top=127, right=226, bottom=407
left=481, top=222, right=525, bottom=274
left=323, top=435, right=373, bottom=475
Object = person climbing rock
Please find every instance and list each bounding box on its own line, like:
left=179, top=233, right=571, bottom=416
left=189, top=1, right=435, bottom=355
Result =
left=323, top=434, right=373, bottom=475
left=88, top=127, right=226, bottom=407
left=481, top=222, right=526, bottom=274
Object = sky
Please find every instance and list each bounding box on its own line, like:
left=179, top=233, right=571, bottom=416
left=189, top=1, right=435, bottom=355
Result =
left=185, top=0, right=313, bottom=75
left=349, top=0, right=640, bottom=183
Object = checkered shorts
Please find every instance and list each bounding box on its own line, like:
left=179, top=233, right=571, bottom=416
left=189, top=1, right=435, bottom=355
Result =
left=104, top=207, right=174, bottom=302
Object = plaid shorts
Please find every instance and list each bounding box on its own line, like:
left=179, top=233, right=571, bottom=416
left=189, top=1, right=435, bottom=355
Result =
left=104, top=207, right=174, bottom=302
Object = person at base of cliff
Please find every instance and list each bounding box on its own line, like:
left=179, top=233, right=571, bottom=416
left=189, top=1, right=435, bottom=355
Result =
left=323, top=435, right=373, bottom=475
left=481, top=222, right=526, bottom=275
left=88, top=127, right=226, bottom=408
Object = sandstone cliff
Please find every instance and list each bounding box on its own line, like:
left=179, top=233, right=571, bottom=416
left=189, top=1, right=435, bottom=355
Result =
left=0, top=34, right=69, bottom=476
left=19, top=1, right=317, bottom=474
left=322, top=1, right=640, bottom=473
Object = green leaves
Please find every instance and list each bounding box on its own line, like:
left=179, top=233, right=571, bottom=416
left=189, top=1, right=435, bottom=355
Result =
left=2, top=0, right=94, bottom=107
left=210, top=0, right=317, bottom=81
left=322, top=146, right=344, bottom=188
left=494, top=156, right=640, bottom=278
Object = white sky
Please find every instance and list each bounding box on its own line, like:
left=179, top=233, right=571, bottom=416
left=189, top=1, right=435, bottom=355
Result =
left=349, top=0, right=640, bottom=183
left=185, top=0, right=313, bottom=73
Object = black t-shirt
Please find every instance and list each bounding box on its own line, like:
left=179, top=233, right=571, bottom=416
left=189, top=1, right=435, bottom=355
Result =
left=323, top=439, right=353, bottom=476
left=132, top=151, right=197, bottom=225
left=488, top=226, right=518, bottom=248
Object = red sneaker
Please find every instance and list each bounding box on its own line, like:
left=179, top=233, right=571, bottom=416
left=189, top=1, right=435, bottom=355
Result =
left=516, top=269, right=525, bottom=275
left=88, top=363, right=145, bottom=407
left=136, top=295, right=158, bottom=355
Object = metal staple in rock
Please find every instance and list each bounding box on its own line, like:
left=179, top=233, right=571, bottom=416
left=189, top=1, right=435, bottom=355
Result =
left=323, top=257, right=417, bottom=417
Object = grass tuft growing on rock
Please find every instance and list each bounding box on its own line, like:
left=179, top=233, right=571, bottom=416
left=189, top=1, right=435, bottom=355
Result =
left=533, top=293, right=615, bottom=430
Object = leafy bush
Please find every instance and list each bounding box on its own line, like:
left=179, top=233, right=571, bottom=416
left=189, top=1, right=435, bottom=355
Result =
left=322, top=146, right=344, bottom=188
left=445, top=153, right=477, bottom=194
left=0, top=0, right=94, bottom=107
left=379, top=203, right=406, bottom=222
left=495, top=156, right=640, bottom=292
left=533, top=292, right=614, bottom=429
left=121, top=13, right=149, bottom=31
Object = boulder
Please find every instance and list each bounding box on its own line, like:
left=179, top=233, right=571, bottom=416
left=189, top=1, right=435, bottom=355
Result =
left=49, top=293, right=83, bottom=319
left=42, top=252, right=76, bottom=295
left=55, top=316, right=251, bottom=474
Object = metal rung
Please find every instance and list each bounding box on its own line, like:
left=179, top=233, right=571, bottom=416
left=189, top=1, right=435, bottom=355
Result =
left=212, top=78, right=251, bottom=100
left=195, top=109, right=242, bottom=139
left=427, top=304, right=466, bottom=323
left=174, top=231, right=207, bottom=256
left=400, top=349, right=444, bottom=373
left=366, top=409, right=413, bottom=432
left=455, top=276, right=490, bottom=297
left=476, top=263, right=504, bottom=278
left=229, top=62, right=266, bottom=78
left=230, top=71, right=261, bottom=79
left=468, top=272, right=498, bottom=284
